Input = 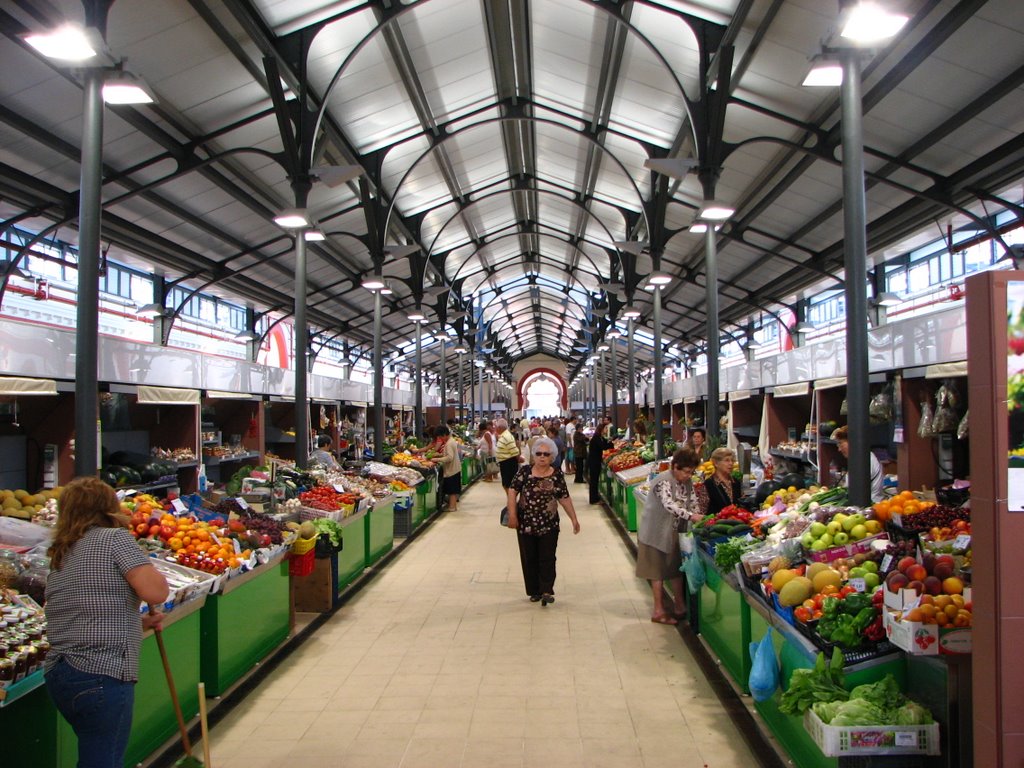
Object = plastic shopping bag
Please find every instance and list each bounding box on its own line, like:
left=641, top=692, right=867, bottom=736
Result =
left=681, top=552, right=705, bottom=594
left=748, top=628, right=780, bottom=702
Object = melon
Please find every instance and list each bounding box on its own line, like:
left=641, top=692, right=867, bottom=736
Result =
left=805, top=561, right=830, bottom=580
left=778, top=576, right=814, bottom=607
left=811, top=568, right=843, bottom=594
left=770, top=568, right=798, bottom=593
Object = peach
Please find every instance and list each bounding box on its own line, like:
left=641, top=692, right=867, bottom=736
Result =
left=932, top=561, right=955, bottom=580
left=905, top=564, right=928, bottom=582
left=907, top=580, right=925, bottom=596
left=886, top=571, right=909, bottom=593
left=942, top=577, right=964, bottom=595
left=923, top=576, right=943, bottom=596
left=897, top=556, right=918, bottom=574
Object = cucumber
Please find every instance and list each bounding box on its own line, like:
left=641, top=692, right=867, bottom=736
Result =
left=710, top=524, right=733, bottom=534
left=727, top=524, right=751, bottom=536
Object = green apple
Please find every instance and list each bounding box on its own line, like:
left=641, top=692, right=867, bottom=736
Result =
left=864, top=520, right=882, bottom=535
left=801, top=532, right=815, bottom=548
left=849, top=566, right=866, bottom=578
left=864, top=572, right=880, bottom=589
left=850, top=524, right=867, bottom=541
left=842, top=515, right=858, bottom=532
left=833, top=512, right=848, bottom=526
left=861, top=560, right=879, bottom=574
left=809, top=521, right=827, bottom=538
left=810, top=539, right=829, bottom=551
left=832, top=531, right=850, bottom=546
left=827, top=520, right=842, bottom=535
left=819, top=533, right=833, bottom=547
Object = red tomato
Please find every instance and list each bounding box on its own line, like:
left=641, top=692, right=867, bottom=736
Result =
left=148, top=524, right=161, bottom=537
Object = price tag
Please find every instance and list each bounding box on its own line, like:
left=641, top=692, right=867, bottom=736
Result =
left=895, top=732, right=917, bottom=748
left=848, top=577, right=866, bottom=593
left=232, top=538, right=242, bottom=554
left=879, top=553, right=894, bottom=573
left=116, top=490, right=127, bottom=501
left=234, top=497, right=249, bottom=510
left=210, top=533, right=221, bottom=545
left=953, top=534, right=971, bottom=551
left=893, top=427, right=904, bottom=444
left=333, top=484, right=346, bottom=493
left=171, top=498, right=188, bottom=514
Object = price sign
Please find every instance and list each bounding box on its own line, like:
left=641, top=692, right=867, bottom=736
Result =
left=879, top=554, right=894, bottom=573
left=235, top=496, right=249, bottom=510
left=893, top=426, right=904, bottom=444
left=171, top=498, right=188, bottom=514
left=848, top=577, right=866, bottom=593
left=333, top=484, right=347, bottom=493
left=953, top=534, right=971, bottom=551
left=895, top=732, right=917, bottom=748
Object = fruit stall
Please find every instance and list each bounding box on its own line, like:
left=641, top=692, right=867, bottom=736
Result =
left=679, top=476, right=973, bottom=766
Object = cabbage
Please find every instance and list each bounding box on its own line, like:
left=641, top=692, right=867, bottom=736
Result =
left=893, top=701, right=934, bottom=725
left=829, top=698, right=890, bottom=726
left=849, top=675, right=904, bottom=711
left=811, top=701, right=844, bottom=724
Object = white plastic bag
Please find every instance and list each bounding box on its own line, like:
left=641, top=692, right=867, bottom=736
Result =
left=0, top=517, right=53, bottom=548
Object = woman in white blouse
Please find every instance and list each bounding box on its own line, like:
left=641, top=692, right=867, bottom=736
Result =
left=635, top=447, right=702, bottom=624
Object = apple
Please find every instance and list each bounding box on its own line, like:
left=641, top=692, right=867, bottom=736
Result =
left=861, top=560, right=879, bottom=574
left=801, top=532, right=815, bottom=548
left=819, top=533, right=833, bottom=547
left=864, top=520, right=882, bottom=534
left=850, top=524, right=868, bottom=541
left=809, top=522, right=827, bottom=538
left=811, top=539, right=829, bottom=551
left=863, top=572, right=880, bottom=589
left=849, top=566, right=867, bottom=579
left=827, top=520, right=843, bottom=535
left=832, top=532, right=849, bottom=546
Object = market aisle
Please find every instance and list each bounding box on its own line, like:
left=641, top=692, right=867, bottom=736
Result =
left=204, top=478, right=761, bottom=768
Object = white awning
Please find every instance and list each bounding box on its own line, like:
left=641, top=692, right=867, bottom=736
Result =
left=206, top=390, right=261, bottom=401
left=684, top=396, right=698, bottom=404
left=773, top=382, right=809, bottom=398
left=137, top=386, right=200, bottom=405
left=814, top=377, right=846, bottom=390
left=728, top=389, right=751, bottom=401
left=925, top=361, right=967, bottom=379
left=0, top=377, right=57, bottom=395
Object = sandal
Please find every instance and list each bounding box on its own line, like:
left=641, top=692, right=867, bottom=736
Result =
left=650, top=614, right=678, bottom=625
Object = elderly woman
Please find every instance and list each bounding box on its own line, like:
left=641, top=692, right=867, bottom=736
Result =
left=637, top=448, right=701, bottom=624
left=506, top=436, right=581, bottom=606
left=434, top=425, right=462, bottom=512
left=704, top=446, right=744, bottom=517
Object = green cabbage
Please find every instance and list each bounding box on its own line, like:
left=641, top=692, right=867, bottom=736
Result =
left=829, top=698, right=890, bottom=726
left=893, top=701, right=934, bottom=725
left=811, top=701, right=844, bottom=724
left=849, top=675, right=904, bottom=711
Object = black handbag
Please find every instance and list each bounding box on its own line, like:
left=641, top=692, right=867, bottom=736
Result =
left=499, top=505, right=509, bottom=527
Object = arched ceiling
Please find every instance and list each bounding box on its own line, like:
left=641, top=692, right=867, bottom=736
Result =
left=0, top=0, right=1022, bottom=391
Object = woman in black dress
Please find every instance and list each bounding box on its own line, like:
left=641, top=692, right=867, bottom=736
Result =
left=587, top=418, right=610, bottom=504
left=703, top=447, right=743, bottom=516
left=573, top=428, right=589, bottom=484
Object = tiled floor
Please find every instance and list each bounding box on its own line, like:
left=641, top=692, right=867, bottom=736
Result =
left=205, top=477, right=762, bottom=768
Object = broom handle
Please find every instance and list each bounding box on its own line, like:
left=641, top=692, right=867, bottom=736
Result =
left=154, top=628, right=192, bottom=755
left=198, top=682, right=212, bottom=767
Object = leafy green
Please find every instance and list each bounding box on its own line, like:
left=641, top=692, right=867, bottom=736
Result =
left=811, top=701, right=844, bottom=723
left=713, top=536, right=754, bottom=571
left=810, top=674, right=934, bottom=726
left=778, top=649, right=848, bottom=715
left=311, top=518, right=343, bottom=548
left=893, top=701, right=934, bottom=725
left=829, top=699, right=890, bottom=726
left=849, top=675, right=904, bottom=712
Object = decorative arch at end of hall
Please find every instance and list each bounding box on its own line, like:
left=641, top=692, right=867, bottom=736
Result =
left=517, top=368, right=568, bottom=413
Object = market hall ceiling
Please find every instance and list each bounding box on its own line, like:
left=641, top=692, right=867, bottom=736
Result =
left=0, top=0, right=1022, bottom=384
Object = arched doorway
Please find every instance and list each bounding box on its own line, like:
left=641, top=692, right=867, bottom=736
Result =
left=517, top=369, right=568, bottom=417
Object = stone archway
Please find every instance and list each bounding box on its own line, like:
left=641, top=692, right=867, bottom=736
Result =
left=517, top=368, right=568, bottom=415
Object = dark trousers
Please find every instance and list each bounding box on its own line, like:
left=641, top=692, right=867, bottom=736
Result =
left=499, top=457, right=520, bottom=489
left=588, top=461, right=602, bottom=503
left=517, top=529, right=559, bottom=596
left=574, top=452, right=587, bottom=483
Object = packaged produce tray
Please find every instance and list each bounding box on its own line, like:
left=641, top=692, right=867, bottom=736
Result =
left=149, top=559, right=218, bottom=611
left=794, top=614, right=898, bottom=665
left=803, top=709, right=940, bottom=757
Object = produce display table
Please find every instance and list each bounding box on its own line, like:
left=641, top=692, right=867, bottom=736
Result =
left=613, top=464, right=654, bottom=532
left=742, top=581, right=907, bottom=768
left=365, top=495, right=395, bottom=565
left=416, top=472, right=437, bottom=524
left=696, top=548, right=754, bottom=693
left=200, top=554, right=289, bottom=696
left=0, top=596, right=205, bottom=768
left=601, top=467, right=614, bottom=506
left=337, top=507, right=369, bottom=590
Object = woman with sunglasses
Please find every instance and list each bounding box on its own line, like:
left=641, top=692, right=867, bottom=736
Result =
left=506, top=436, right=581, bottom=606
left=636, top=448, right=701, bottom=624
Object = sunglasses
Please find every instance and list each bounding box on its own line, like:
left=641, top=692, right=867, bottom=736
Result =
left=534, top=451, right=552, bottom=456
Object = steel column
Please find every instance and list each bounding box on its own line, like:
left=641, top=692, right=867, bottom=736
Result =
left=74, top=68, right=104, bottom=477
left=610, top=339, right=619, bottom=432
left=293, top=235, right=309, bottom=468
left=414, top=322, right=423, bottom=437
left=373, top=289, right=383, bottom=460
left=654, top=286, right=664, bottom=457
left=705, top=226, right=720, bottom=445
left=627, top=319, right=636, bottom=431
left=841, top=50, right=871, bottom=507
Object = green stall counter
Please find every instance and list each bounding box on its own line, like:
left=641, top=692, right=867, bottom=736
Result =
left=0, top=597, right=205, bottom=768
left=743, top=584, right=907, bottom=768
left=416, top=473, right=438, bottom=523
left=365, top=496, right=395, bottom=565
left=200, top=556, right=290, bottom=696
left=337, top=508, right=369, bottom=590
left=696, top=548, right=753, bottom=693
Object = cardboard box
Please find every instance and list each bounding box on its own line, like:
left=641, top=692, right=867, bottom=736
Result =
left=806, top=532, right=889, bottom=563
left=290, top=555, right=336, bottom=613
left=882, top=606, right=972, bottom=655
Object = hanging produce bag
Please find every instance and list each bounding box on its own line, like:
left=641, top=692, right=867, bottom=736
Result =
left=932, top=381, right=960, bottom=433
left=918, top=398, right=934, bottom=438
left=957, top=409, right=969, bottom=440
left=748, top=628, right=780, bottom=702
left=681, top=552, right=705, bottom=594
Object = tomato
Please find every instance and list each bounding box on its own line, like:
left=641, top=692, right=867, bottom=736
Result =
left=794, top=607, right=812, bottom=623
left=148, top=524, right=161, bottom=537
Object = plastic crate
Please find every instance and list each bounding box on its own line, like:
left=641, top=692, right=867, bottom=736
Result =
left=288, top=548, right=315, bottom=577
left=291, top=535, right=318, bottom=555
left=804, top=709, right=940, bottom=756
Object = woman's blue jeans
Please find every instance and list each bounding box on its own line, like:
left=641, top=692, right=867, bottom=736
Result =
left=45, top=658, right=135, bottom=768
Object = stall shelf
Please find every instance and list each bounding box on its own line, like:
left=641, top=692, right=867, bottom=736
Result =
left=200, top=553, right=289, bottom=696
left=696, top=548, right=754, bottom=693
left=613, top=463, right=657, bottom=532
left=337, top=507, right=369, bottom=590
left=0, top=596, right=205, bottom=768
left=365, top=495, right=395, bottom=565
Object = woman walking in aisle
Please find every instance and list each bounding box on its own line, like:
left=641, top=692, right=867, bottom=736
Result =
left=573, top=427, right=589, bottom=484
left=476, top=420, right=499, bottom=482
left=636, top=448, right=701, bottom=624
left=506, top=436, right=581, bottom=606
left=44, top=476, right=170, bottom=768
left=434, top=425, right=463, bottom=511
left=495, top=418, right=523, bottom=488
